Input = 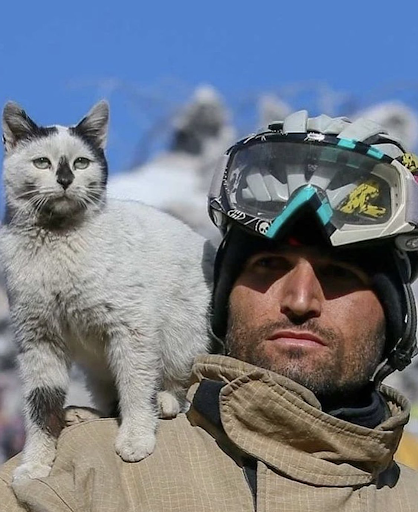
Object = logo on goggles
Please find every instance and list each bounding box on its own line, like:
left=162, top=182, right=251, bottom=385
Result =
left=227, top=209, right=246, bottom=221
left=338, top=180, right=386, bottom=219
left=399, top=153, right=418, bottom=184
left=400, top=153, right=418, bottom=173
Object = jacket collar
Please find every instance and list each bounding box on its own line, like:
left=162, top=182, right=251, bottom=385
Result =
left=187, top=355, right=410, bottom=487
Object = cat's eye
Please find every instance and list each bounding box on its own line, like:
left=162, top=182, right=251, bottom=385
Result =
left=73, top=157, right=90, bottom=170
left=32, top=157, right=51, bottom=170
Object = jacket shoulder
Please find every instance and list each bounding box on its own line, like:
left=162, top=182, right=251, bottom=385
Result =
left=0, top=413, right=251, bottom=512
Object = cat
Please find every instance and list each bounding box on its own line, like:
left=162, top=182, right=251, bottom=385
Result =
left=0, top=100, right=214, bottom=482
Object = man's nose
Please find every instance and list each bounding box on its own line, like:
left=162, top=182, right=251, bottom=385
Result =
left=279, top=260, right=324, bottom=321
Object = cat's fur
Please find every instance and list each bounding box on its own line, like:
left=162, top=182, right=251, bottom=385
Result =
left=0, top=101, right=214, bottom=482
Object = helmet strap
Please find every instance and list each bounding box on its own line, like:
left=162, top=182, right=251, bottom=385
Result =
left=373, top=249, right=417, bottom=382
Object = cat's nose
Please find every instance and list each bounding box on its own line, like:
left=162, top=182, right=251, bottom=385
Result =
left=57, top=174, right=74, bottom=190
left=56, top=159, right=75, bottom=190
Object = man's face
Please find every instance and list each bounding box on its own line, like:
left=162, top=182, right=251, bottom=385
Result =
left=225, top=244, right=386, bottom=401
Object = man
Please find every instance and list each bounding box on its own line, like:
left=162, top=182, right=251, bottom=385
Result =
left=0, top=111, right=418, bottom=511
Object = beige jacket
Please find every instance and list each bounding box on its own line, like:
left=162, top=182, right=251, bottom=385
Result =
left=0, top=355, right=417, bottom=512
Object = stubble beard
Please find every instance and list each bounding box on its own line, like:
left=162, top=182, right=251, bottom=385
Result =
left=225, top=314, right=386, bottom=403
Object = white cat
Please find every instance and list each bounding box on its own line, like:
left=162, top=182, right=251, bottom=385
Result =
left=0, top=101, right=214, bottom=482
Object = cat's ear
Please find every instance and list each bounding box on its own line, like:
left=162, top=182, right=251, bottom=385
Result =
left=2, top=102, right=39, bottom=152
left=75, top=100, right=109, bottom=150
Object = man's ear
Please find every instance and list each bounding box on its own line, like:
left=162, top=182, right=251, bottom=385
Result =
left=74, top=100, right=109, bottom=150
left=2, top=101, right=39, bottom=152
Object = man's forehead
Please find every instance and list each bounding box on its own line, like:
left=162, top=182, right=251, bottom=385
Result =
left=250, top=240, right=361, bottom=265
left=243, top=231, right=385, bottom=273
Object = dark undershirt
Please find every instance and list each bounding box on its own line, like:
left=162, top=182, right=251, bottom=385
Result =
left=322, top=383, right=389, bottom=428
left=192, top=379, right=389, bottom=432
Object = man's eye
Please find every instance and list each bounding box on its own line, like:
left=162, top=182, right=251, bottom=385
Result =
left=318, top=264, right=359, bottom=281
left=32, top=157, right=51, bottom=169
left=73, top=157, right=90, bottom=170
left=252, top=256, right=290, bottom=272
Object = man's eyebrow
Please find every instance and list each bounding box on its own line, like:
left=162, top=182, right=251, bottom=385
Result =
left=248, top=248, right=370, bottom=273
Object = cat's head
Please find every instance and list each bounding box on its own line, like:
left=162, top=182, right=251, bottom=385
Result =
left=2, top=101, right=109, bottom=226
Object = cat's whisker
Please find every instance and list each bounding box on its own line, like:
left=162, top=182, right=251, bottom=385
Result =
left=33, top=196, right=50, bottom=216
left=75, top=198, right=88, bottom=211
left=15, top=190, right=38, bottom=200
left=79, top=193, right=104, bottom=211
left=86, top=193, right=103, bottom=204
left=8, top=195, right=42, bottom=224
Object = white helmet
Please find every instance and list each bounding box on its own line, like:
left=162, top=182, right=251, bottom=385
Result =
left=209, top=110, right=418, bottom=380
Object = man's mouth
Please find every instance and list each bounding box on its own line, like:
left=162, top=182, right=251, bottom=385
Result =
left=266, top=330, right=326, bottom=348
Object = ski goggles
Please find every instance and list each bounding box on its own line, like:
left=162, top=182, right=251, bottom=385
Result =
left=209, top=132, right=418, bottom=247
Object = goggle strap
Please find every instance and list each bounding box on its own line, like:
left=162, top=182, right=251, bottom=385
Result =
left=265, top=186, right=334, bottom=240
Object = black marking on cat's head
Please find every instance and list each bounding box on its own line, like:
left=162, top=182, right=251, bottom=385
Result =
left=70, top=100, right=110, bottom=186
left=2, top=102, right=58, bottom=152
left=56, top=156, right=75, bottom=190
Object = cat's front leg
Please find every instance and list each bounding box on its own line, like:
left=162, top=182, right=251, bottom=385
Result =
left=108, top=328, right=160, bottom=462
left=12, top=324, right=70, bottom=483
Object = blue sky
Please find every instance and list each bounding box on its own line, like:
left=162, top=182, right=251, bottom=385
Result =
left=1, top=0, right=418, bottom=173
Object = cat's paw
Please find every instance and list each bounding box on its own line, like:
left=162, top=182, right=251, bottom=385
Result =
left=12, top=462, right=53, bottom=483
left=115, top=429, right=156, bottom=462
left=157, top=391, right=181, bottom=419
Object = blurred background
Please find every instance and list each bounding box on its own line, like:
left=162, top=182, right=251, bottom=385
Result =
left=1, top=0, right=418, bottom=462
